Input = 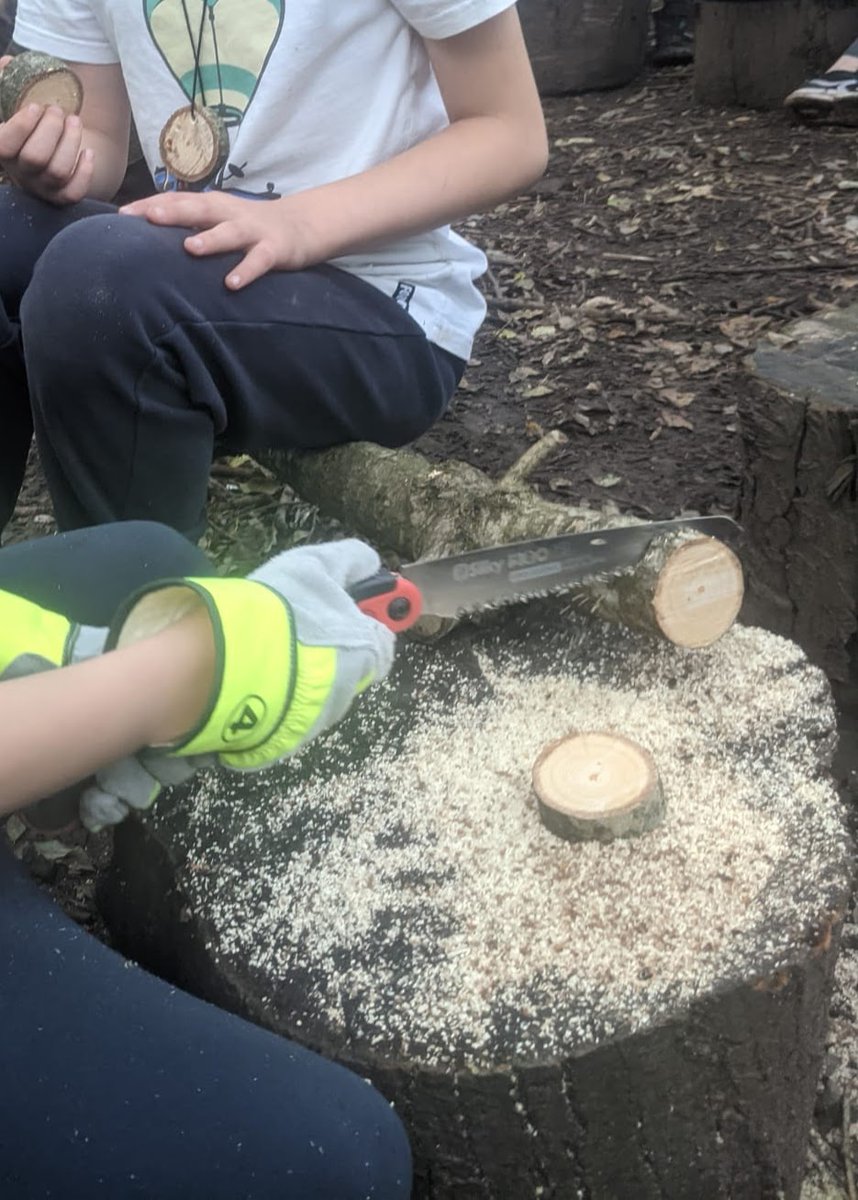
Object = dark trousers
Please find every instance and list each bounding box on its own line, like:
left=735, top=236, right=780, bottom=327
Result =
left=0, top=188, right=464, bottom=538
left=0, top=522, right=411, bottom=1199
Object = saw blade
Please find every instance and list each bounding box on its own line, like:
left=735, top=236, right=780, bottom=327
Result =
left=401, top=516, right=740, bottom=618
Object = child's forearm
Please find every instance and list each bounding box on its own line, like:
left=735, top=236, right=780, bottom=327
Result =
left=281, top=111, right=548, bottom=263
left=0, top=610, right=214, bottom=815
left=81, top=126, right=132, bottom=202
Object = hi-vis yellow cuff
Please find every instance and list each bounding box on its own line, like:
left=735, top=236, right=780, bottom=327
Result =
left=169, top=578, right=298, bottom=760
left=0, top=590, right=73, bottom=673
left=109, top=577, right=339, bottom=768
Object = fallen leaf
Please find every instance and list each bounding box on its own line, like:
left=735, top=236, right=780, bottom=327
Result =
left=578, top=296, right=624, bottom=320
left=548, top=476, right=578, bottom=495
left=589, top=472, right=623, bottom=489
left=661, top=389, right=695, bottom=408
left=5, top=815, right=26, bottom=844
left=687, top=356, right=720, bottom=375
left=522, top=384, right=555, bottom=399
left=34, top=839, right=79, bottom=862
left=509, top=366, right=539, bottom=383
left=719, top=314, right=770, bottom=345
left=660, top=409, right=694, bottom=430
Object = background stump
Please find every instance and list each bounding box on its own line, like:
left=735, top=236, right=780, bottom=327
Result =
left=695, top=0, right=858, bottom=109
left=740, top=304, right=858, bottom=684
left=100, top=604, right=850, bottom=1199
left=519, top=0, right=651, bottom=96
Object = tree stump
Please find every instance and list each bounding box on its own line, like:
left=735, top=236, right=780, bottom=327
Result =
left=518, top=0, right=651, bottom=96
left=99, top=605, right=850, bottom=1199
left=695, top=0, right=858, bottom=109
left=740, top=304, right=858, bottom=683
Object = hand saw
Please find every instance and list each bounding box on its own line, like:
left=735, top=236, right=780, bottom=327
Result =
left=349, top=516, right=740, bottom=633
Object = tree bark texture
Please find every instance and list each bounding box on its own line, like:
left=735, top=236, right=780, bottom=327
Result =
left=695, top=0, right=858, bottom=109
left=99, top=606, right=850, bottom=1200
left=740, top=309, right=858, bottom=682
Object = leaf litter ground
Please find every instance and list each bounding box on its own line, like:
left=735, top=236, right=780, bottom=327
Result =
left=4, top=64, right=858, bottom=1198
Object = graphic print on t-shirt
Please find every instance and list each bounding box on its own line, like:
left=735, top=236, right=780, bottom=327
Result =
left=144, top=0, right=284, bottom=193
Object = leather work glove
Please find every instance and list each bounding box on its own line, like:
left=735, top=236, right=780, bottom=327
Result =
left=80, top=540, right=395, bottom=832
left=0, top=589, right=107, bottom=678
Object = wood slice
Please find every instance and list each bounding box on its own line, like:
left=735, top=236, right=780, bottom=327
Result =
left=587, top=530, right=744, bottom=648
left=100, top=607, right=850, bottom=1199
left=0, top=52, right=82, bottom=121
left=651, top=533, right=744, bottom=647
left=533, top=731, right=665, bottom=842
left=159, top=104, right=228, bottom=185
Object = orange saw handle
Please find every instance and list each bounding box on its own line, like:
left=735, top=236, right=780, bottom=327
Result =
left=349, top=569, right=423, bottom=634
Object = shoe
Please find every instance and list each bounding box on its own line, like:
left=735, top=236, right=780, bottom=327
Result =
left=785, top=71, right=858, bottom=124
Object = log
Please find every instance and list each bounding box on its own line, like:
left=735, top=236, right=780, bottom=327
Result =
left=695, top=0, right=858, bottom=109
left=266, top=442, right=744, bottom=647
left=0, top=51, right=82, bottom=121
left=740, top=304, right=858, bottom=682
left=99, top=603, right=851, bottom=1198
left=532, top=730, right=666, bottom=842
left=159, top=104, right=229, bottom=185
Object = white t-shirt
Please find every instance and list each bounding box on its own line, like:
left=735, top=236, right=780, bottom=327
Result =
left=13, top=0, right=516, bottom=361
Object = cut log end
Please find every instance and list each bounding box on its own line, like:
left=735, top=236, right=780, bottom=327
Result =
left=0, top=52, right=83, bottom=121
left=532, top=730, right=665, bottom=843
left=159, top=105, right=229, bottom=184
left=652, top=535, right=744, bottom=648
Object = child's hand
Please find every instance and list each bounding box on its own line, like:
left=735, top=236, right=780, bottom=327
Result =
left=119, top=190, right=322, bottom=289
left=0, top=60, right=94, bottom=205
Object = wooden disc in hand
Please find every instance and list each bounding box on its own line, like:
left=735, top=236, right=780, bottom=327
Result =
left=532, top=731, right=665, bottom=843
left=0, top=52, right=83, bottom=121
left=159, top=105, right=229, bottom=185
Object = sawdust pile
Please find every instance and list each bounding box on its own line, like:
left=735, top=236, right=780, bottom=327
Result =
left=176, top=620, right=846, bottom=1070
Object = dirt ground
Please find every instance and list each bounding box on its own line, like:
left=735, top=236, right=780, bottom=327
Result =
left=6, top=62, right=858, bottom=1197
